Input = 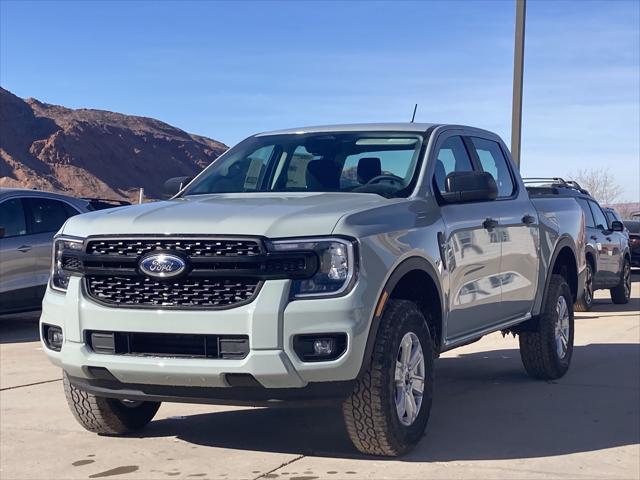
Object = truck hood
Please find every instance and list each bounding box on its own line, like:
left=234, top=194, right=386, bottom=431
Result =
left=62, top=192, right=396, bottom=238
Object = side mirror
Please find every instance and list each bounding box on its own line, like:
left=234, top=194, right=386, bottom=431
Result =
left=164, top=176, right=193, bottom=197
left=0, top=227, right=5, bottom=239
left=611, top=220, right=624, bottom=232
left=441, top=171, right=498, bottom=204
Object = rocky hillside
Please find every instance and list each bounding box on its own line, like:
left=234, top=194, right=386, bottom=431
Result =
left=0, top=87, right=227, bottom=200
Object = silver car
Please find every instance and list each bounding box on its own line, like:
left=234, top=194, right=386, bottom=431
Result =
left=0, top=189, right=91, bottom=314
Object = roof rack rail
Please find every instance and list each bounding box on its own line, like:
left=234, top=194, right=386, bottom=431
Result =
left=522, top=177, right=568, bottom=186
left=522, top=177, right=591, bottom=196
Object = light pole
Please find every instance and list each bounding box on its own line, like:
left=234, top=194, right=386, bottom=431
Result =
left=511, top=0, right=526, bottom=168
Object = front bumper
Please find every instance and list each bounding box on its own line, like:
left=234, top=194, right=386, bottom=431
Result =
left=66, top=374, right=355, bottom=406
left=40, top=276, right=373, bottom=398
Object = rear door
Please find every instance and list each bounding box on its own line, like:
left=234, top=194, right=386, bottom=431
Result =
left=433, top=133, right=505, bottom=341
left=0, top=197, right=36, bottom=311
left=468, top=136, right=538, bottom=320
left=23, top=197, right=82, bottom=299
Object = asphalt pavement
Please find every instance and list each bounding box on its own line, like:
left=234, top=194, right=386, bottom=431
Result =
left=1, top=275, right=638, bottom=480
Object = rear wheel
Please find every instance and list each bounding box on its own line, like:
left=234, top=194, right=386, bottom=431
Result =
left=342, top=299, right=434, bottom=456
left=610, top=259, right=631, bottom=304
left=519, top=275, right=574, bottom=380
left=574, top=261, right=593, bottom=312
left=63, top=372, right=160, bottom=434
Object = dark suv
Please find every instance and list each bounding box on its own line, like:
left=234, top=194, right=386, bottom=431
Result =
left=525, top=178, right=631, bottom=311
left=621, top=219, right=640, bottom=268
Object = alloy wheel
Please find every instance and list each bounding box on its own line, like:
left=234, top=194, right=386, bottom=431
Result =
left=395, top=332, right=426, bottom=426
left=554, top=296, right=570, bottom=359
left=623, top=263, right=631, bottom=299
left=584, top=264, right=593, bottom=305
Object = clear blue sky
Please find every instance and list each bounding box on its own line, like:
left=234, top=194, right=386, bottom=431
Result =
left=1, top=0, right=638, bottom=201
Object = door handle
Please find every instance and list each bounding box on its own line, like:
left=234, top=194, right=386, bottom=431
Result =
left=483, top=218, right=499, bottom=230
left=606, top=237, right=612, bottom=242
left=522, top=214, right=536, bottom=225
left=590, top=235, right=598, bottom=241
left=17, top=245, right=32, bottom=253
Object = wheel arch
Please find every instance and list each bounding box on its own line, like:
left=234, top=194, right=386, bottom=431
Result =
left=546, top=237, right=580, bottom=305
left=358, top=257, right=444, bottom=377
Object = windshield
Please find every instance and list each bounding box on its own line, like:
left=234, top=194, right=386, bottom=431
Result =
left=182, top=132, right=424, bottom=198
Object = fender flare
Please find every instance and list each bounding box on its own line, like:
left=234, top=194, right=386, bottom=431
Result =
left=357, top=256, right=443, bottom=377
left=584, top=244, right=598, bottom=272
left=535, top=235, right=580, bottom=316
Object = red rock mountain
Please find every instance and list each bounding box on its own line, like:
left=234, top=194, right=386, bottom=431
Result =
left=0, top=87, right=227, bottom=200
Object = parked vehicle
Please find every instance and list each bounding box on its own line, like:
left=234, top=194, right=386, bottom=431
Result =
left=625, top=220, right=640, bottom=268
left=525, top=179, right=631, bottom=311
left=0, top=189, right=128, bottom=314
left=41, top=124, right=586, bottom=456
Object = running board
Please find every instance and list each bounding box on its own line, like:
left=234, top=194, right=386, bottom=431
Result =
left=442, top=313, right=532, bottom=352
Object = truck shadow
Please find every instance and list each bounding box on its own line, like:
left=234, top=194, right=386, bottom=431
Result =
left=143, top=342, right=640, bottom=461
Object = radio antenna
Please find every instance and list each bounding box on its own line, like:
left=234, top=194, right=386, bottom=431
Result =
left=410, top=104, right=418, bottom=123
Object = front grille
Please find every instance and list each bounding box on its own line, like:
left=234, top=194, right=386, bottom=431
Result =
left=86, top=238, right=263, bottom=257
left=86, top=275, right=260, bottom=308
left=87, top=331, right=249, bottom=359
left=73, top=236, right=316, bottom=309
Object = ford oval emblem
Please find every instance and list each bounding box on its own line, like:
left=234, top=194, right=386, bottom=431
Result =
left=139, top=253, right=187, bottom=279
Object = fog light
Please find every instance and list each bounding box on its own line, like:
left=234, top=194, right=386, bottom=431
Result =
left=313, top=338, right=336, bottom=356
left=43, top=324, right=63, bottom=351
left=293, top=333, right=347, bottom=362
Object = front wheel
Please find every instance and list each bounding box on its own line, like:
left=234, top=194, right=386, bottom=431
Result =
left=519, top=275, right=574, bottom=380
left=342, top=299, right=434, bottom=456
left=610, top=259, right=631, bottom=304
left=63, top=372, right=161, bottom=434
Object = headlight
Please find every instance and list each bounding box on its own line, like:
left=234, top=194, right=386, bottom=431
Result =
left=51, top=237, right=84, bottom=292
left=270, top=237, right=357, bottom=298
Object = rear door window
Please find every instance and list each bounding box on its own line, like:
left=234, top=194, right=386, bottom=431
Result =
left=0, top=198, right=27, bottom=237
left=577, top=198, right=595, bottom=228
left=24, top=198, right=79, bottom=234
left=470, top=137, right=515, bottom=198
left=589, top=201, right=610, bottom=230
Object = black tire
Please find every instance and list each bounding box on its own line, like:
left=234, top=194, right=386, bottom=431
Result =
left=610, top=259, right=631, bottom=304
left=574, top=261, right=593, bottom=312
left=63, top=372, right=161, bottom=434
left=519, top=275, right=574, bottom=380
left=342, top=299, right=434, bottom=456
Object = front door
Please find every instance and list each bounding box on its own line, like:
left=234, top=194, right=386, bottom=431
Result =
left=432, top=134, right=505, bottom=341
